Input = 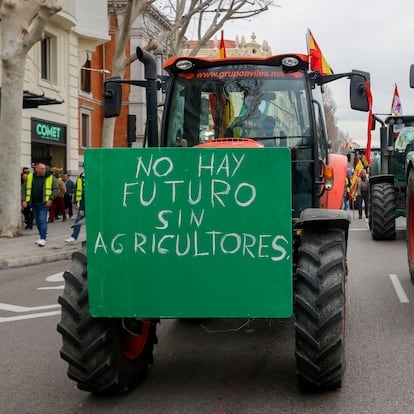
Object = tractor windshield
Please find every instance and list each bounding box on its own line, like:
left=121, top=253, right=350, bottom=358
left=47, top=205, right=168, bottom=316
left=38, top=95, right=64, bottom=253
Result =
left=164, top=64, right=312, bottom=149
left=390, top=119, right=414, bottom=181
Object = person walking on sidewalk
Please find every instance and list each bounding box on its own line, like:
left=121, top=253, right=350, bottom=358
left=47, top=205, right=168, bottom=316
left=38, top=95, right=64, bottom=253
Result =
left=63, top=172, right=75, bottom=219
left=21, top=171, right=33, bottom=229
left=22, top=162, right=58, bottom=247
left=49, top=172, right=67, bottom=223
left=65, top=173, right=85, bottom=244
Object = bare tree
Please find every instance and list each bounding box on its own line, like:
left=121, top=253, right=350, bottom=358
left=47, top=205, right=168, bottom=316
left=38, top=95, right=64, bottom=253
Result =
left=0, top=0, right=62, bottom=237
left=102, top=0, right=155, bottom=148
left=101, top=0, right=276, bottom=148
left=323, top=86, right=340, bottom=152
left=153, top=0, right=275, bottom=56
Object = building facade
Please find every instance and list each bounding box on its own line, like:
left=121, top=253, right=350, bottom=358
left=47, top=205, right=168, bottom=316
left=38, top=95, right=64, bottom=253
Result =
left=183, top=32, right=272, bottom=58
left=14, top=0, right=109, bottom=175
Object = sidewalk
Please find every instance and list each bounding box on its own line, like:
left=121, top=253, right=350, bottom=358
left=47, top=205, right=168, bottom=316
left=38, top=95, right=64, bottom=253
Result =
left=0, top=217, right=85, bottom=270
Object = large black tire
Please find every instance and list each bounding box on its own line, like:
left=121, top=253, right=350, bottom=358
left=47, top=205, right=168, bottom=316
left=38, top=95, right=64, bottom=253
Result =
left=406, top=170, right=414, bottom=282
left=367, top=168, right=378, bottom=230
left=370, top=182, right=396, bottom=240
left=368, top=188, right=373, bottom=230
left=295, top=226, right=346, bottom=392
left=57, top=249, right=157, bottom=394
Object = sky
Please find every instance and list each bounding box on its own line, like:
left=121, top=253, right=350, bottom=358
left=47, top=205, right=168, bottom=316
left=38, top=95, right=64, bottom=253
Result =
left=222, top=0, right=414, bottom=148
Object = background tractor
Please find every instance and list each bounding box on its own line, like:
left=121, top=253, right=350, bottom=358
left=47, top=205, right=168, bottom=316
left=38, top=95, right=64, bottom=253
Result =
left=405, top=65, right=414, bottom=281
left=368, top=113, right=414, bottom=241
left=57, top=47, right=370, bottom=394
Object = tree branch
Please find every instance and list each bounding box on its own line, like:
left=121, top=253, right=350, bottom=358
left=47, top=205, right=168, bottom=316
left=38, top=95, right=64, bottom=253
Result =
left=24, top=1, right=62, bottom=50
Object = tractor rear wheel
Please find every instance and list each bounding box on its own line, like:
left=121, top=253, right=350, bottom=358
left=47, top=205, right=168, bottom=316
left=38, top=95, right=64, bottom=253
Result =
left=371, top=182, right=396, bottom=240
left=295, top=226, right=346, bottom=392
left=406, top=170, right=414, bottom=282
left=57, top=249, right=157, bottom=394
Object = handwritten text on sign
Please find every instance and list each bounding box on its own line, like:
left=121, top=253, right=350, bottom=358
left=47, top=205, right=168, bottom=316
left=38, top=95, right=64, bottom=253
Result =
left=90, top=151, right=290, bottom=262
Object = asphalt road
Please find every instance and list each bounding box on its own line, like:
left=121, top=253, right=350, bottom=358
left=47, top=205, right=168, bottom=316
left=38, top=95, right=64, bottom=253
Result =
left=1, top=217, right=414, bottom=413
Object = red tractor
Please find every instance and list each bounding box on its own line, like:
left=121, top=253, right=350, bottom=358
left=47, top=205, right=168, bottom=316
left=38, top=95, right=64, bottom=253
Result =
left=57, top=47, right=370, bottom=393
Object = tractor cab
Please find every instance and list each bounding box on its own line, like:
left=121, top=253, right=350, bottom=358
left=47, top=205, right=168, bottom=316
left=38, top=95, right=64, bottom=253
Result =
left=161, top=55, right=322, bottom=219
left=385, top=116, right=414, bottom=181
left=160, top=54, right=369, bottom=218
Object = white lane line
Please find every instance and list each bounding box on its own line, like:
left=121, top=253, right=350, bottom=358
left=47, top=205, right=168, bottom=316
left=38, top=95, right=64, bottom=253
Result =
left=46, top=272, right=64, bottom=282
left=37, top=285, right=64, bottom=290
left=0, top=310, right=61, bottom=323
left=389, top=274, right=410, bottom=303
left=0, top=303, right=60, bottom=312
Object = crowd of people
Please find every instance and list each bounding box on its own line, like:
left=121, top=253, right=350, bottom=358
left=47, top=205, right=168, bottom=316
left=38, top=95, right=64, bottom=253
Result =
left=21, top=162, right=85, bottom=247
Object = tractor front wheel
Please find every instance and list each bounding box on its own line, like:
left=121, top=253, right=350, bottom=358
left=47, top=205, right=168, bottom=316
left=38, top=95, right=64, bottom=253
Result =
left=295, top=226, right=347, bottom=391
left=406, top=170, right=414, bottom=282
left=57, top=248, right=157, bottom=394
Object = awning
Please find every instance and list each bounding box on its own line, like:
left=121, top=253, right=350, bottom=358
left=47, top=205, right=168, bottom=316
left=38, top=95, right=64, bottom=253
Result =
left=22, top=90, right=64, bottom=109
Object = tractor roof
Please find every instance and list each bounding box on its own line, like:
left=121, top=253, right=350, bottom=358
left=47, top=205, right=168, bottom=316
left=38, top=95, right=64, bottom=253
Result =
left=164, top=53, right=309, bottom=74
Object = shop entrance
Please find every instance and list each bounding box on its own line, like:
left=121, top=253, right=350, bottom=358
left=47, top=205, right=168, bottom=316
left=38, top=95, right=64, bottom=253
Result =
left=31, top=142, right=66, bottom=173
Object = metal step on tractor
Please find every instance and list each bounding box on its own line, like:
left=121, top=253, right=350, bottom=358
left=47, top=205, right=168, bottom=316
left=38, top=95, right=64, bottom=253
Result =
left=57, top=46, right=370, bottom=394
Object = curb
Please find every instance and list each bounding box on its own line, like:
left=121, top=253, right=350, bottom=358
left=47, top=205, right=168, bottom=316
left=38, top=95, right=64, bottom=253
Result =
left=0, top=248, right=78, bottom=270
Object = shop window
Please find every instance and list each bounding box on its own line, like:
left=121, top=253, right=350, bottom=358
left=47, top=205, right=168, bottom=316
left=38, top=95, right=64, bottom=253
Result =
left=81, top=111, right=91, bottom=148
left=81, top=53, right=92, bottom=93
left=41, top=34, right=57, bottom=82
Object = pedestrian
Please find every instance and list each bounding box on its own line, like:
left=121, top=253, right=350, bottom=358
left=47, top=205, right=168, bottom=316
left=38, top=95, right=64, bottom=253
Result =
left=62, top=172, right=75, bottom=219
left=343, top=168, right=352, bottom=210
left=22, top=162, right=58, bottom=247
left=20, top=171, right=33, bottom=229
left=49, top=172, right=67, bottom=222
left=65, top=172, right=85, bottom=244
left=357, top=169, right=369, bottom=219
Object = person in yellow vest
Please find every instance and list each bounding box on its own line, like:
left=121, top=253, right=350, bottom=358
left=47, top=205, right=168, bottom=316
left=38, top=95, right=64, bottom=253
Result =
left=22, top=162, right=58, bottom=247
left=65, top=172, right=85, bottom=244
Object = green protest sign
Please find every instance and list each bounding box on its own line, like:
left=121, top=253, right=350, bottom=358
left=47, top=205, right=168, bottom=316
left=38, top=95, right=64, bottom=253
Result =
left=85, top=147, right=292, bottom=318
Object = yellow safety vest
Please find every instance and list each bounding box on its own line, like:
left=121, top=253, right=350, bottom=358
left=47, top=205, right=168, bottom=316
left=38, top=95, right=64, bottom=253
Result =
left=25, top=173, right=54, bottom=202
left=75, top=176, right=84, bottom=202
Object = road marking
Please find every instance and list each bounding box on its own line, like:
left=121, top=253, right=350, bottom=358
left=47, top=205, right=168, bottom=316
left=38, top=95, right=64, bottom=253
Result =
left=46, top=272, right=64, bottom=282
left=0, top=310, right=61, bottom=323
left=37, top=272, right=65, bottom=290
left=0, top=272, right=65, bottom=323
left=37, top=285, right=64, bottom=290
left=389, top=274, right=410, bottom=303
left=0, top=303, right=60, bottom=312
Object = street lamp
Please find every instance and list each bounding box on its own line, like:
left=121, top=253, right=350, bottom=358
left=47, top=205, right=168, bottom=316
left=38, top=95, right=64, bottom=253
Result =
left=81, top=67, right=111, bottom=74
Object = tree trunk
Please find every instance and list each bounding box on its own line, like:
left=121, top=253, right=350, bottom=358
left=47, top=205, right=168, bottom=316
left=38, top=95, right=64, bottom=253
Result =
left=0, top=56, right=26, bottom=237
left=101, top=117, right=117, bottom=148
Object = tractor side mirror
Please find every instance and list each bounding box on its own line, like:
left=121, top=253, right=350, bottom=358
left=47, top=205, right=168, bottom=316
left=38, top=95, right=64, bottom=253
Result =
left=103, top=76, right=122, bottom=118
left=410, top=64, right=414, bottom=88
left=350, top=70, right=370, bottom=112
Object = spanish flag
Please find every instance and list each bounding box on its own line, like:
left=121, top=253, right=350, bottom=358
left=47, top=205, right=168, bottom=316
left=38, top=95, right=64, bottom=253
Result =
left=218, top=30, right=226, bottom=58
left=307, top=29, right=333, bottom=75
left=349, top=158, right=364, bottom=200
left=363, top=80, right=373, bottom=166
left=391, top=83, right=402, bottom=116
